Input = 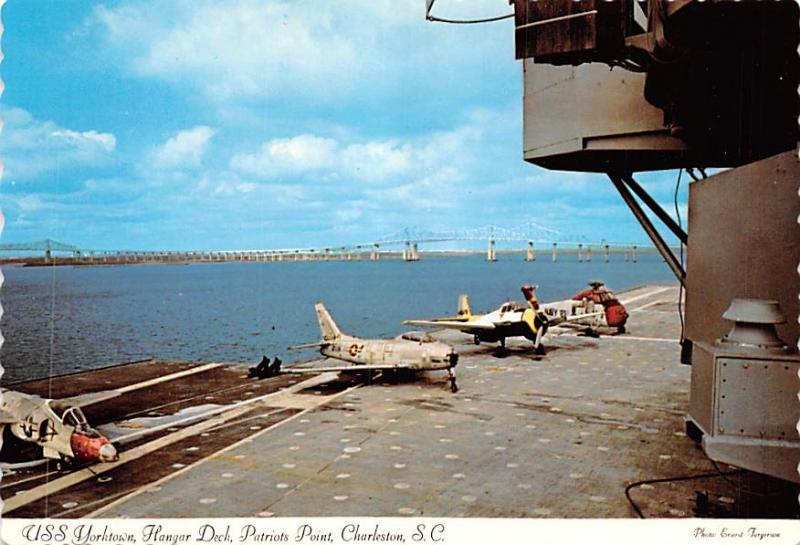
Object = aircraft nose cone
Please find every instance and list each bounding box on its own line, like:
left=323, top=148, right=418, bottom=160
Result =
left=99, top=443, right=118, bottom=463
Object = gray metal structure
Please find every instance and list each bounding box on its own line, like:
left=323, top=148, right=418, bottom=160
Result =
left=506, top=0, right=800, bottom=484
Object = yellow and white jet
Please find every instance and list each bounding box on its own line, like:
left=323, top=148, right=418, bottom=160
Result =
left=404, top=285, right=602, bottom=353
left=276, top=304, right=460, bottom=392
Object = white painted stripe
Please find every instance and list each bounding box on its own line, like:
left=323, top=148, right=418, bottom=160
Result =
left=632, top=299, right=661, bottom=311
left=2, top=372, right=338, bottom=514
left=115, top=362, right=223, bottom=394
left=619, top=286, right=672, bottom=306
left=88, top=381, right=362, bottom=517
left=557, top=333, right=678, bottom=344
left=630, top=299, right=666, bottom=312
left=604, top=335, right=679, bottom=344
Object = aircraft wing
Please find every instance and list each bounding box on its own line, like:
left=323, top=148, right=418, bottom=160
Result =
left=58, top=390, right=122, bottom=408
left=280, top=363, right=413, bottom=374
left=403, top=319, right=495, bottom=332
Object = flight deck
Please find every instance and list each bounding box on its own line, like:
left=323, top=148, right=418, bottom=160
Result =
left=1, top=286, right=790, bottom=519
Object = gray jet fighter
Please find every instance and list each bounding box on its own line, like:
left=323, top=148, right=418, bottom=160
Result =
left=0, top=388, right=119, bottom=464
left=278, top=304, right=460, bottom=392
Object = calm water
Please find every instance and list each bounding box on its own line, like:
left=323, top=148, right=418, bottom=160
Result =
left=0, top=255, right=675, bottom=383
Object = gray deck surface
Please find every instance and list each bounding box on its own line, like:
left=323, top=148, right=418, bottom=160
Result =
left=7, top=285, right=776, bottom=519
left=73, top=284, right=748, bottom=518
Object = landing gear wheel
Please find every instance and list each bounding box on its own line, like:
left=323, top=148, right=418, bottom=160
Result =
left=473, top=335, right=481, bottom=345
left=617, top=325, right=626, bottom=334
left=534, top=344, right=546, bottom=356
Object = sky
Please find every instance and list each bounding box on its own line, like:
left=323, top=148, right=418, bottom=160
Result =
left=0, top=0, right=688, bottom=251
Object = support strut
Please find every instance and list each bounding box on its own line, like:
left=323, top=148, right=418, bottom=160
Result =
left=621, top=174, right=688, bottom=245
left=608, top=173, right=686, bottom=286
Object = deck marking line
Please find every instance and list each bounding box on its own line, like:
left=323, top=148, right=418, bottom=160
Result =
left=631, top=299, right=668, bottom=312
left=555, top=333, right=678, bottom=343
left=114, top=362, right=223, bottom=394
left=619, top=286, right=672, bottom=306
left=2, top=372, right=339, bottom=514
left=88, top=382, right=363, bottom=517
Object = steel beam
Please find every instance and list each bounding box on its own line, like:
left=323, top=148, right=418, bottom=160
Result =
left=608, top=173, right=686, bottom=285
left=621, top=174, right=688, bottom=245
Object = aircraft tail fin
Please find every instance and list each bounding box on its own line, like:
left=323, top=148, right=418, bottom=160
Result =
left=315, top=303, right=342, bottom=340
left=457, top=294, right=471, bottom=318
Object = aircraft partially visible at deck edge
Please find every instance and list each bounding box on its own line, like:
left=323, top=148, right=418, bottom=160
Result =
left=1, top=388, right=119, bottom=464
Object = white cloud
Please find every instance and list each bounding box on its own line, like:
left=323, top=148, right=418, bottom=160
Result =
left=90, top=0, right=511, bottom=103
left=230, top=121, right=483, bottom=187
left=0, top=107, right=117, bottom=180
left=340, top=142, right=413, bottom=181
left=93, top=0, right=360, bottom=101
left=151, top=126, right=216, bottom=169
left=51, top=129, right=116, bottom=152
left=15, top=195, right=45, bottom=212
left=230, top=134, right=337, bottom=176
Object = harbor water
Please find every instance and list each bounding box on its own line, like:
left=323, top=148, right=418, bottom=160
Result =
left=0, top=255, right=675, bottom=383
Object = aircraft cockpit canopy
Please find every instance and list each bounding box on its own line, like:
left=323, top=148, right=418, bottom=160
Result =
left=49, top=401, right=91, bottom=430
left=499, top=302, right=523, bottom=313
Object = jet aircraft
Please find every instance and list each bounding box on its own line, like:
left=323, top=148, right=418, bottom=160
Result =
left=403, top=285, right=607, bottom=353
left=1, top=388, right=119, bottom=464
left=278, top=304, right=460, bottom=392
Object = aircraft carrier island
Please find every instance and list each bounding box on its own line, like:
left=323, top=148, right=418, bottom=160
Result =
left=3, top=285, right=793, bottom=519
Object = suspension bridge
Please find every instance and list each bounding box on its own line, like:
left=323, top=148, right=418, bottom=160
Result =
left=0, top=225, right=659, bottom=266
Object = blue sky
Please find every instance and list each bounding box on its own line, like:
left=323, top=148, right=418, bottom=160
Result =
left=0, top=0, right=687, bottom=251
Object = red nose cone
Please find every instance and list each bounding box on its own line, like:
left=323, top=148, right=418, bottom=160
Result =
left=70, top=433, right=118, bottom=463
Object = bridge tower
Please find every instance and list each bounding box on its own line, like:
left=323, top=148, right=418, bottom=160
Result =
left=525, top=241, right=535, bottom=262
left=487, top=238, right=497, bottom=262
left=410, top=242, right=420, bottom=261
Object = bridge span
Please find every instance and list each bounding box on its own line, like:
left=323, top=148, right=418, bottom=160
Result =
left=0, top=235, right=659, bottom=266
